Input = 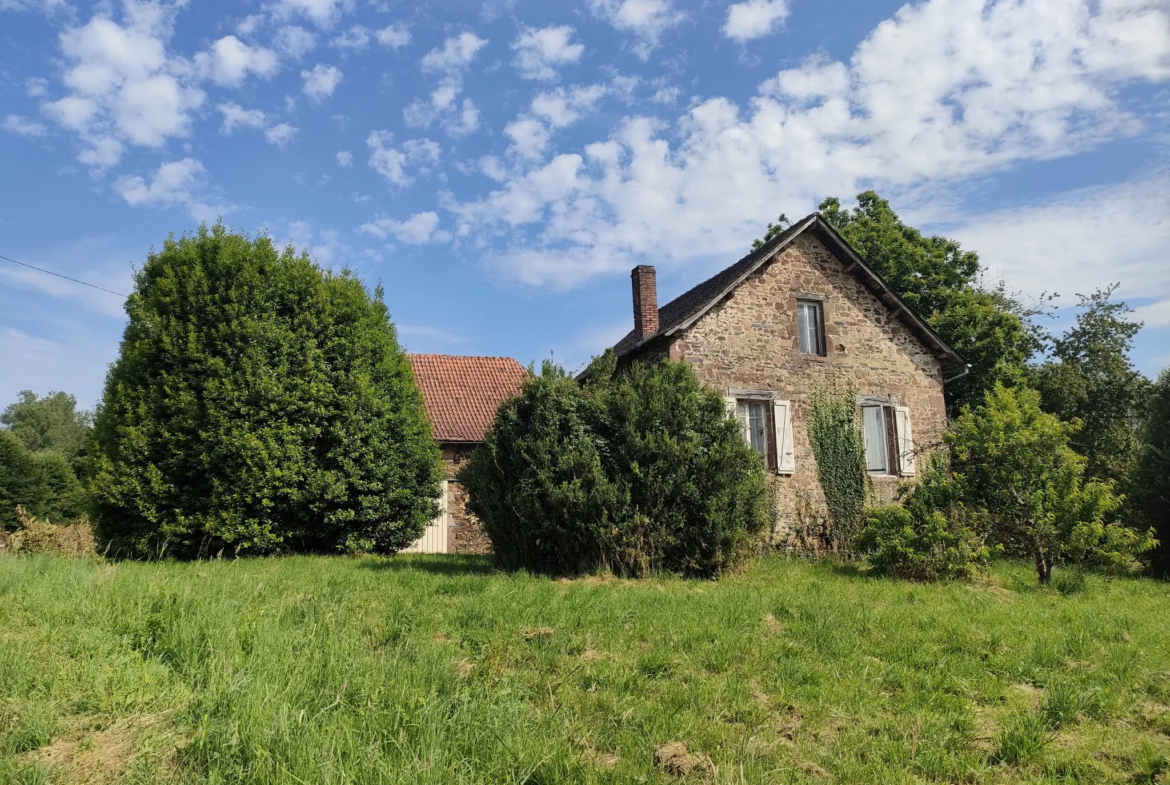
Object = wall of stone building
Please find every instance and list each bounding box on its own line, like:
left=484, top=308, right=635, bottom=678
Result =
left=666, top=233, right=949, bottom=546
left=440, top=443, right=492, bottom=554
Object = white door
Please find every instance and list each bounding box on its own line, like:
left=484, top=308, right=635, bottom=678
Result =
left=402, top=480, right=449, bottom=554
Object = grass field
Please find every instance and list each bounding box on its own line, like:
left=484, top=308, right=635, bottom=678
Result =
left=2, top=555, right=1170, bottom=784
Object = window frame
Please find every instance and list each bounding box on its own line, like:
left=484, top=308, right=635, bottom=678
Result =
left=861, top=402, right=914, bottom=477
left=728, top=390, right=777, bottom=472
left=796, top=299, right=827, bottom=357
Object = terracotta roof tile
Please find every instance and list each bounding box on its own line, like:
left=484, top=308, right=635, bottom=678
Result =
left=408, top=354, right=528, bottom=443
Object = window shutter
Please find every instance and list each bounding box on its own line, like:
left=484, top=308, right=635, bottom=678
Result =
left=773, top=399, right=795, bottom=473
left=895, top=406, right=915, bottom=476
left=862, top=406, right=887, bottom=472
left=724, top=396, right=738, bottom=421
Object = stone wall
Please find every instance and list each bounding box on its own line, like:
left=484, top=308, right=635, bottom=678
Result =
left=663, top=233, right=949, bottom=545
left=440, top=443, right=492, bottom=554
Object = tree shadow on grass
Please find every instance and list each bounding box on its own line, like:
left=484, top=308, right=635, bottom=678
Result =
left=358, top=554, right=498, bottom=576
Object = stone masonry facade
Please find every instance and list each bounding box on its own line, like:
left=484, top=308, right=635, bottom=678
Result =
left=660, top=233, right=949, bottom=545
left=440, top=443, right=492, bottom=554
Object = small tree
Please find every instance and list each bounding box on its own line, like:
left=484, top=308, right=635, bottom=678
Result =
left=1, top=390, right=93, bottom=471
left=947, top=383, right=1153, bottom=584
left=807, top=387, right=868, bottom=555
left=89, top=224, right=441, bottom=558
left=1134, top=368, right=1170, bottom=574
left=0, top=432, right=85, bottom=528
left=460, top=355, right=770, bottom=577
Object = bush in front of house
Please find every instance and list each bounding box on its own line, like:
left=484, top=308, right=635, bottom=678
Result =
left=858, top=454, right=992, bottom=581
left=89, top=223, right=442, bottom=558
left=460, top=353, right=772, bottom=578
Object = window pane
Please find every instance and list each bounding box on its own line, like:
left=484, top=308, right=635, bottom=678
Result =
left=748, top=402, right=767, bottom=458
left=798, top=301, right=824, bottom=355
left=862, top=406, right=887, bottom=472
left=797, top=303, right=811, bottom=354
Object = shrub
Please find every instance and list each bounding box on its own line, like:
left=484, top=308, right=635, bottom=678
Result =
left=807, top=387, right=868, bottom=555
left=857, top=452, right=991, bottom=581
left=0, top=432, right=85, bottom=529
left=460, top=355, right=771, bottom=577
left=4, top=506, right=97, bottom=557
left=89, top=224, right=441, bottom=558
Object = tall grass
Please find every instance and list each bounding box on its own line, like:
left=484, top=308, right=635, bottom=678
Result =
left=1, top=555, right=1169, bottom=783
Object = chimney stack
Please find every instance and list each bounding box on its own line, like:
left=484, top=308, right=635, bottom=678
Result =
left=631, top=265, right=659, bottom=339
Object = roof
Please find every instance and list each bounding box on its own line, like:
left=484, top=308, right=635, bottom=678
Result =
left=407, top=354, right=528, bottom=443
left=608, top=212, right=965, bottom=371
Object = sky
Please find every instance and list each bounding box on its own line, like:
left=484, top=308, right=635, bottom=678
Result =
left=1, top=0, right=1168, bottom=410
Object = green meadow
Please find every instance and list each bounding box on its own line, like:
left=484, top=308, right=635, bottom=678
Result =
left=2, top=555, right=1169, bottom=784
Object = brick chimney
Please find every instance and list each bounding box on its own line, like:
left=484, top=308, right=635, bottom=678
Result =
left=631, top=265, right=659, bottom=339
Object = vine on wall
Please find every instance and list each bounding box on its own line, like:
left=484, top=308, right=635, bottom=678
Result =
left=808, top=387, right=869, bottom=557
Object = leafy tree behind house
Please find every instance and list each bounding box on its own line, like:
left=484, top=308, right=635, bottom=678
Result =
left=1031, top=286, right=1149, bottom=495
left=947, top=383, right=1152, bottom=584
left=460, top=354, right=771, bottom=578
left=1134, top=369, right=1170, bottom=574
left=89, top=224, right=441, bottom=558
left=814, top=193, right=1041, bottom=416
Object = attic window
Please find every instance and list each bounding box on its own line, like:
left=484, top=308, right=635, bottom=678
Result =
left=797, top=300, right=826, bottom=356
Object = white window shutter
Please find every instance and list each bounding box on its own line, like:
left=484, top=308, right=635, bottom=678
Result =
left=773, top=399, right=796, bottom=473
left=862, top=406, right=887, bottom=472
left=724, top=396, right=738, bottom=421
left=895, top=406, right=916, bottom=476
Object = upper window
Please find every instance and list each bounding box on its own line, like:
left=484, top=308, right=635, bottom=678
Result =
left=797, top=300, right=826, bottom=356
left=861, top=404, right=916, bottom=476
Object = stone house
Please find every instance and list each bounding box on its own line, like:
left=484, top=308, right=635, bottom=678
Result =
left=600, top=212, right=967, bottom=541
left=405, top=353, right=527, bottom=554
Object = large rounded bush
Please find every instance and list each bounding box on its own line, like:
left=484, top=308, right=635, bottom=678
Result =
left=460, top=355, right=771, bottom=577
left=89, top=224, right=441, bottom=558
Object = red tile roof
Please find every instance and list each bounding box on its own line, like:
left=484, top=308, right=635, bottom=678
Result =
left=408, top=354, right=528, bottom=443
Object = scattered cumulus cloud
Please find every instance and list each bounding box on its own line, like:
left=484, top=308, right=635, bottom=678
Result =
left=723, top=0, right=790, bottom=42
left=268, top=0, right=347, bottom=29
left=4, top=115, right=48, bottom=136
left=114, top=157, right=223, bottom=219
left=301, top=63, right=342, bottom=100
left=589, top=0, right=683, bottom=59
left=365, top=130, right=441, bottom=186
left=330, top=25, right=369, bottom=49
left=273, top=25, right=317, bottom=58
left=421, top=32, right=487, bottom=73
left=195, top=36, right=278, bottom=86
left=358, top=211, right=449, bottom=243
left=265, top=122, right=297, bottom=148
left=512, top=25, right=584, bottom=80
left=375, top=23, right=411, bottom=49
left=336, top=150, right=353, bottom=166
left=218, top=102, right=267, bottom=132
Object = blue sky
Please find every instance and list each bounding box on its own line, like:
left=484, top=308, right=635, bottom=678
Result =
left=2, top=0, right=1168, bottom=410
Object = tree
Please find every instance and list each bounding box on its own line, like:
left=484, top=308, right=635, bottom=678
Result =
left=1, top=390, right=93, bottom=473
left=947, top=383, right=1153, bottom=584
left=1133, top=369, right=1170, bottom=574
left=89, top=224, right=441, bottom=558
left=815, top=192, right=1041, bottom=416
left=0, top=432, right=84, bottom=528
left=460, top=354, right=771, bottom=577
left=751, top=213, right=790, bottom=250
left=1031, top=285, right=1149, bottom=493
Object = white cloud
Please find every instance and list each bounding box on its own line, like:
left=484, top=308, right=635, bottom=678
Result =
left=365, top=130, right=440, bottom=186
left=358, top=211, right=448, bottom=244
left=25, top=77, right=49, bottom=97
left=590, top=0, right=683, bottom=59
left=218, top=102, right=267, bottom=132
left=723, top=0, right=790, bottom=42
left=451, top=0, right=1170, bottom=289
left=274, top=25, right=317, bottom=58
left=269, top=0, right=347, bottom=29
left=947, top=173, right=1170, bottom=326
left=41, top=5, right=206, bottom=166
left=236, top=14, right=265, bottom=36
left=4, top=114, right=48, bottom=136
left=512, top=25, right=584, bottom=81
left=505, top=118, right=551, bottom=159
left=336, top=150, right=353, bottom=166
left=375, top=24, right=410, bottom=49
left=421, top=32, right=487, bottom=73
left=265, top=123, right=297, bottom=148
left=531, top=84, right=606, bottom=128
left=446, top=98, right=480, bottom=137
left=330, top=25, right=369, bottom=49
left=195, top=35, right=278, bottom=86
left=301, top=63, right=342, bottom=100
left=652, top=86, right=680, bottom=104
left=114, top=158, right=220, bottom=220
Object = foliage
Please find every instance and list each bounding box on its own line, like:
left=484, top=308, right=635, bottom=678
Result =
left=88, top=223, right=441, bottom=559
left=1031, top=285, right=1150, bottom=494
left=750, top=213, right=790, bottom=249
left=819, top=192, right=1042, bottom=416
left=1134, top=368, right=1170, bottom=574
left=4, top=555, right=1170, bottom=784
left=0, top=390, right=93, bottom=474
left=807, top=387, right=868, bottom=555
left=460, top=354, right=771, bottom=577
left=0, top=431, right=85, bottom=529
left=947, top=383, right=1153, bottom=584
left=3, top=505, right=96, bottom=557
left=857, top=454, right=991, bottom=581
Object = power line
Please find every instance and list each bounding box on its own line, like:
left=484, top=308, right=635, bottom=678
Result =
left=0, top=253, right=128, bottom=298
